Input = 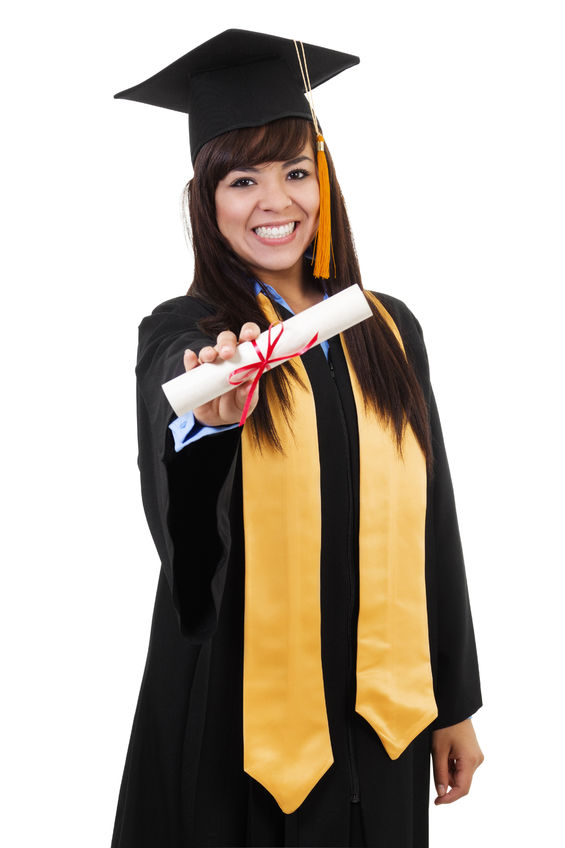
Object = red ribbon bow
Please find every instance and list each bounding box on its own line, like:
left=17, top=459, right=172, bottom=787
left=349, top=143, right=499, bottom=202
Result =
left=228, top=322, right=319, bottom=426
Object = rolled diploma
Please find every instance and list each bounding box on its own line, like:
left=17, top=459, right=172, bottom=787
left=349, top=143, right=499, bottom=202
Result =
left=162, top=284, right=373, bottom=417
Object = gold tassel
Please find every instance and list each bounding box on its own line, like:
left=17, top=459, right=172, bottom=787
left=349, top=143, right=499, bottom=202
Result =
left=313, top=134, right=332, bottom=279
left=292, top=41, right=332, bottom=279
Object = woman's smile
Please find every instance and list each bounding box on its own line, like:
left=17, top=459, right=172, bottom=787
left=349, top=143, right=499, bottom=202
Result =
left=253, top=220, right=297, bottom=243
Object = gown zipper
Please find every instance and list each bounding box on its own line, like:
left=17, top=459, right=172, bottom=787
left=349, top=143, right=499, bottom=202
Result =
left=328, top=351, right=361, bottom=805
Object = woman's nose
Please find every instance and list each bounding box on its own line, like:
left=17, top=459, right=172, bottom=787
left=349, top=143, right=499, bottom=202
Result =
left=257, top=179, right=293, bottom=212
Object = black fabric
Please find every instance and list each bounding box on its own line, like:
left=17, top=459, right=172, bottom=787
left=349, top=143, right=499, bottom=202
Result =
left=113, top=29, right=360, bottom=163
left=111, top=291, right=482, bottom=847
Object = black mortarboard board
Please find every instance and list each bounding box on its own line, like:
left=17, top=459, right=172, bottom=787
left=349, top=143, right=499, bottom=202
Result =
left=114, top=29, right=359, bottom=164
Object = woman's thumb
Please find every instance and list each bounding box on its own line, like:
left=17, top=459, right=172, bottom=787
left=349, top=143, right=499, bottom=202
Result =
left=432, top=741, right=450, bottom=798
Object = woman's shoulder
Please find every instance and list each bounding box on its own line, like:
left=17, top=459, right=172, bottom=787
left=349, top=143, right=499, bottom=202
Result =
left=367, top=290, right=423, bottom=336
left=142, top=292, right=215, bottom=323
left=135, top=293, right=218, bottom=372
left=137, top=293, right=215, bottom=341
left=367, top=289, right=430, bottom=382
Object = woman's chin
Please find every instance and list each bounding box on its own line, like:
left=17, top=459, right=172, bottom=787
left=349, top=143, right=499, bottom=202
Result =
left=247, top=255, right=308, bottom=280
left=245, top=245, right=310, bottom=277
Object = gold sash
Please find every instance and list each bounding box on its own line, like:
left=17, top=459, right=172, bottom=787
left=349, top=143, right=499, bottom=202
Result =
left=241, top=292, right=437, bottom=814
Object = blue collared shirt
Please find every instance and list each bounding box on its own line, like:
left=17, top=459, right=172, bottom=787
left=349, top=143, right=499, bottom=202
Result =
left=169, top=281, right=328, bottom=452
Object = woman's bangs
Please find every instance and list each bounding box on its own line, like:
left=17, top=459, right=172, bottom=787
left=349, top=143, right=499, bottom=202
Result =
left=215, top=118, right=313, bottom=178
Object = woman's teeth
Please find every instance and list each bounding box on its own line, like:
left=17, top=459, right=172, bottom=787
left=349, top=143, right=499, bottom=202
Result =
left=254, top=222, right=296, bottom=239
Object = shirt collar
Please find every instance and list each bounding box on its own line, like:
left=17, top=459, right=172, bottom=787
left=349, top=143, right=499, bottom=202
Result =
left=253, top=279, right=328, bottom=316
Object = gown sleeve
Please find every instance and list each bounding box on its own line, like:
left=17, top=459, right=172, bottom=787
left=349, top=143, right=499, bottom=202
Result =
left=135, top=294, right=242, bottom=643
left=426, top=384, right=483, bottom=727
left=372, top=292, right=483, bottom=728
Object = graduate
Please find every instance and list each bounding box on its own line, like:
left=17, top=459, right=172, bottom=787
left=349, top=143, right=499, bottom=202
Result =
left=112, top=29, right=484, bottom=848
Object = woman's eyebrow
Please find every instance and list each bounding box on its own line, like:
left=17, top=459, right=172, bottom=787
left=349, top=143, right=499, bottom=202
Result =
left=283, top=155, right=314, bottom=167
left=231, top=165, right=261, bottom=173
left=229, top=155, right=314, bottom=175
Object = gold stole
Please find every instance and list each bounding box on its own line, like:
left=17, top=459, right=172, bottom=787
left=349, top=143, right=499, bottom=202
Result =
left=241, top=292, right=437, bottom=815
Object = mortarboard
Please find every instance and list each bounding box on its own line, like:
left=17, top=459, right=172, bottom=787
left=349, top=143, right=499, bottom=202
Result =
left=114, top=29, right=360, bottom=278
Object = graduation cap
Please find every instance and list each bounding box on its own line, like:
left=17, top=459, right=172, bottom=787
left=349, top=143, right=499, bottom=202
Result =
left=114, top=29, right=360, bottom=278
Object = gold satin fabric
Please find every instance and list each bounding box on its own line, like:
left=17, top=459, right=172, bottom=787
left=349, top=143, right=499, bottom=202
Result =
left=347, top=295, right=438, bottom=757
left=241, top=291, right=437, bottom=815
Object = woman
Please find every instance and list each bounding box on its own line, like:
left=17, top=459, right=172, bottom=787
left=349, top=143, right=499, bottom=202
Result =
left=112, top=30, right=483, bottom=848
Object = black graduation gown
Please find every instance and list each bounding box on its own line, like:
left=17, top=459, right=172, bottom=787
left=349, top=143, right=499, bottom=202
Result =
left=110, top=291, right=482, bottom=848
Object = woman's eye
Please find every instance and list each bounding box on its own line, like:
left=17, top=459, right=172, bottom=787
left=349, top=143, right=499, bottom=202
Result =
left=287, top=168, right=310, bottom=180
left=230, top=177, right=256, bottom=188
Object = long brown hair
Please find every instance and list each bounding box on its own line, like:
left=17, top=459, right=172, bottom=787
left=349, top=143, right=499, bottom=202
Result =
left=183, top=117, right=432, bottom=468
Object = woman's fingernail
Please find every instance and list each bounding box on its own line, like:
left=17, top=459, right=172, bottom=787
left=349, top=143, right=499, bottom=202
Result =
left=437, top=784, right=446, bottom=796
left=220, top=346, right=232, bottom=356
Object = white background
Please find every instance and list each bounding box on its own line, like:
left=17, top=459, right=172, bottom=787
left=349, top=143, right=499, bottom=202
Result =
left=1, top=1, right=563, bottom=845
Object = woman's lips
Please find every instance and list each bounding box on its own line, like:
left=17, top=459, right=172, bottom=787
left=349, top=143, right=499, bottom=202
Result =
left=252, top=221, right=298, bottom=244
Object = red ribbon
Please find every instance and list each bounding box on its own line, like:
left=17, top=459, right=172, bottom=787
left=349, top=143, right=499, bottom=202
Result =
left=228, top=322, right=319, bottom=427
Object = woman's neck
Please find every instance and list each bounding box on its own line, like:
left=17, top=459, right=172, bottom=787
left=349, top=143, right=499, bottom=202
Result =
left=257, top=263, right=324, bottom=314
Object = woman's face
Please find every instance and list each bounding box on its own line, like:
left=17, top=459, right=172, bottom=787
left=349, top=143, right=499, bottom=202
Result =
left=214, top=141, right=320, bottom=282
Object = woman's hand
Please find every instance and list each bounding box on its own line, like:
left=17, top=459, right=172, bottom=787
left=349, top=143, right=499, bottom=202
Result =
left=183, top=323, right=262, bottom=427
left=431, top=718, right=484, bottom=805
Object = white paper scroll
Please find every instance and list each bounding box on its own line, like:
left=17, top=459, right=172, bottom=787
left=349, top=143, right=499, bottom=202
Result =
left=161, top=284, right=373, bottom=417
